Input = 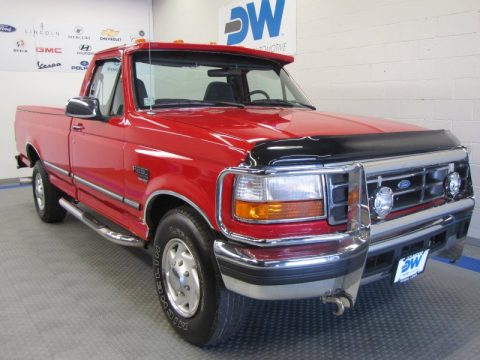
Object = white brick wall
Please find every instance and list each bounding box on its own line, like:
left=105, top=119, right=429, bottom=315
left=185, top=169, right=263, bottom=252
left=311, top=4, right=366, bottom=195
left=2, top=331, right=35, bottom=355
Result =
left=290, top=0, right=480, bottom=238
left=153, top=0, right=480, bottom=239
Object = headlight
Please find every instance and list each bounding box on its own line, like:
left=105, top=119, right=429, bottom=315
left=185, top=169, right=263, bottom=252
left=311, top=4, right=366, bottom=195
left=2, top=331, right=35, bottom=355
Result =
left=233, top=174, right=324, bottom=223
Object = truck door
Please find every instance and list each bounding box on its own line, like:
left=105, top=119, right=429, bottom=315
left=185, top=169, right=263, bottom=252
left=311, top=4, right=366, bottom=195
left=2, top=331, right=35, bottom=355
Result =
left=70, top=59, right=129, bottom=225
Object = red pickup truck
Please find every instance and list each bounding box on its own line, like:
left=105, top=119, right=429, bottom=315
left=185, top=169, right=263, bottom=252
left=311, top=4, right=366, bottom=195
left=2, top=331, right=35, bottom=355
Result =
left=15, top=42, right=474, bottom=345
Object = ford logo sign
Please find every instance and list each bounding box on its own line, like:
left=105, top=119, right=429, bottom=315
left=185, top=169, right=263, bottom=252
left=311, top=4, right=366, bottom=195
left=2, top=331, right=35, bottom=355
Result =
left=80, top=60, right=89, bottom=66
left=397, top=179, right=411, bottom=190
left=0, top=24, right=16, bottom=33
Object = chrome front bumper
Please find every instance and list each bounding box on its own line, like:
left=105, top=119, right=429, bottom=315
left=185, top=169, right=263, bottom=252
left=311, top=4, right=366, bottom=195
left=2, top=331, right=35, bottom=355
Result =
left=214, top=149, right=475, bottom=302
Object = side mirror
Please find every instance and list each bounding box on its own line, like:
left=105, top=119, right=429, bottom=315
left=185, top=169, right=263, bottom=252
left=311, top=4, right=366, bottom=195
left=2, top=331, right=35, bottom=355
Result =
left=65, top=97, right=104, bottom=120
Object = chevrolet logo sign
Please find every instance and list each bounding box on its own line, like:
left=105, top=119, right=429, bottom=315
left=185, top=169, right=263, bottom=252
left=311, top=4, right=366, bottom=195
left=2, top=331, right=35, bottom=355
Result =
left=101, top=29, right=119, bottom=37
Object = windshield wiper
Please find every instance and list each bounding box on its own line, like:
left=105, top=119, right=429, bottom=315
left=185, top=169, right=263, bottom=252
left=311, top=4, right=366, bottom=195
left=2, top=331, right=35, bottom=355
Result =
left=250, top=99, right=316, bottom=110
left=208, top=101, right=245, bottom=108
left=152, top=100, right=244, bottom=109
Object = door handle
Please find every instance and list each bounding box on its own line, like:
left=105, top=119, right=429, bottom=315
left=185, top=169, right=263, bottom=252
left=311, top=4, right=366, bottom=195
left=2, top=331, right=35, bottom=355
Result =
left=72, top=124, right=84, bottom=131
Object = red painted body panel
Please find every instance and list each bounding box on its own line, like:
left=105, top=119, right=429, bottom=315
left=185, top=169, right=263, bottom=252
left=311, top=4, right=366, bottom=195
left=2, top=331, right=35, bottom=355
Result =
left=145, top=108, right=425, bottom=143
left=14, top=42, right=429, bottom=242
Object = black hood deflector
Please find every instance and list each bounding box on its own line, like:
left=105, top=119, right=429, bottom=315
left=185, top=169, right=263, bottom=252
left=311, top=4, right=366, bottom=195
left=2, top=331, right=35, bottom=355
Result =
left=246, top=130, right=461, bottom=167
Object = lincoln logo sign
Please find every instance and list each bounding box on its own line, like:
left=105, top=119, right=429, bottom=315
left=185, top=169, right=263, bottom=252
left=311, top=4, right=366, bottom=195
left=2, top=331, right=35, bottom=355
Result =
left=218, top=0, right=296, bottom=55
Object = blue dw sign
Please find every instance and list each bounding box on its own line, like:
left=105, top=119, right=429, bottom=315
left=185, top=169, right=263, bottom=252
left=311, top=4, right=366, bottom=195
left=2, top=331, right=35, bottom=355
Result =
left=225, top=0, right=285, bottom=45
left=397, top=179, right=411, bottom=190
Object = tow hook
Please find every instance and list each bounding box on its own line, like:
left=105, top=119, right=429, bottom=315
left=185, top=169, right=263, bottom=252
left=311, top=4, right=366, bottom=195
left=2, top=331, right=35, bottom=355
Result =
left=321, top=293, right=354, bottom=316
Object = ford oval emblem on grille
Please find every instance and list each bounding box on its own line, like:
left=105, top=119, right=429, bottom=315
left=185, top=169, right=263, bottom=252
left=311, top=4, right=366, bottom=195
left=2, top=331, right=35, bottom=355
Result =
left=397, top=179, right=411, bottom=190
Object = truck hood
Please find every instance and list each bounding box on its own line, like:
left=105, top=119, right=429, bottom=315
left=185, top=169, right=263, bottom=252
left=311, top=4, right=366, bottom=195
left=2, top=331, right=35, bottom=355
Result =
left=153, top=107, right=426, bottom=143
left=148, top=107, right=459, bottom=166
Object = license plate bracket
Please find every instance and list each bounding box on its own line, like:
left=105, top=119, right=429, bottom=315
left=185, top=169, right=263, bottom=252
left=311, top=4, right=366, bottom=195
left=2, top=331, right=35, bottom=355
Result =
left=393, top=249, right=430, bottom=283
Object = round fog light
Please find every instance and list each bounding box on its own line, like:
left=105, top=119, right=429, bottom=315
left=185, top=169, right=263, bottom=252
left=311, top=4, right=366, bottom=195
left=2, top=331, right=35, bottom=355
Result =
left=445, top=171, right=461, bottom=198
left=373, top=186, right=394, bottom=219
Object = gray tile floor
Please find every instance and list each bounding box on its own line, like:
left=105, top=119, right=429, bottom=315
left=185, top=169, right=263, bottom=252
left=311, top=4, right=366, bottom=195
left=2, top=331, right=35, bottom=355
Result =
left=1, top=186, right=480, bottom=360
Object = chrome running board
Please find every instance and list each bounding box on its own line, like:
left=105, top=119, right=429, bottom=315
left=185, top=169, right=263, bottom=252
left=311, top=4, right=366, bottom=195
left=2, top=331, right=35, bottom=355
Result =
left=59, top=198, right=144, bottom=248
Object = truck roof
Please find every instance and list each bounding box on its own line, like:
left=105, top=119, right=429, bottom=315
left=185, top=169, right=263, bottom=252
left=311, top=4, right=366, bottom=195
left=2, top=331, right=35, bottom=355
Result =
left=96, top=41, right=294, bottom=65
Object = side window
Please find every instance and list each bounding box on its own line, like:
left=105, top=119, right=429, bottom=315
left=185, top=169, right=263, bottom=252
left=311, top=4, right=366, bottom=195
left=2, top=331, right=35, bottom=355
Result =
left=89, top=60, right=121, bottom=116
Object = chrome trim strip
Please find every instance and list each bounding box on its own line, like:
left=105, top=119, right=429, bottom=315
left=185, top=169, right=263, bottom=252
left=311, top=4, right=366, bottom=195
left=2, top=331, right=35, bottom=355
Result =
left=144, top=190, right=213, bottom=229
left=361, top=148, right=467, bottom=176
left=43, top=161, right=70, bottom=177
left=74, top=175, right=123, bottom=201
left=73, top=175, right=140, bottom=210
left=59, top=198, right=144, bottom=247
left=370, top=198, right=474, bottom=242
left=123, top=197, right=141, bottom=210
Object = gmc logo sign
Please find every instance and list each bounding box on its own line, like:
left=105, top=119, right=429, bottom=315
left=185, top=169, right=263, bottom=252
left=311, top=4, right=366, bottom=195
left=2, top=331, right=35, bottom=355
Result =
left=36, top=47, right=62, bottom=53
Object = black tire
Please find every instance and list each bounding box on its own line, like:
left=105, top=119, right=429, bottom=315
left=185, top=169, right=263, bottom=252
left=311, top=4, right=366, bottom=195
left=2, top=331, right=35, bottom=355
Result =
left=32, top=161, right=66, bottom=223
left=153, top=206, right=250, bottom=346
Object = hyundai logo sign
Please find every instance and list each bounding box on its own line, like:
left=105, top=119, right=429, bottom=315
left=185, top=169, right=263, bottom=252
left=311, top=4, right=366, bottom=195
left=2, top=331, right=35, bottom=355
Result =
left=219, top=0, right=296, bottom=55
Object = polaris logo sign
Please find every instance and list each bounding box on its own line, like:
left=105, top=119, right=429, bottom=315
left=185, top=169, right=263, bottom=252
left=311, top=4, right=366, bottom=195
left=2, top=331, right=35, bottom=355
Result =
left=218, top=0, right=296, bottom=55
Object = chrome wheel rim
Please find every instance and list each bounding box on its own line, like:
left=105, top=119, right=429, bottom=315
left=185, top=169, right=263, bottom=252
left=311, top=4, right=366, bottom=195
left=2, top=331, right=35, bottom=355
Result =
left=161, top=238, right=201, bottom=318
left=34, top=173, right=45, bottom=211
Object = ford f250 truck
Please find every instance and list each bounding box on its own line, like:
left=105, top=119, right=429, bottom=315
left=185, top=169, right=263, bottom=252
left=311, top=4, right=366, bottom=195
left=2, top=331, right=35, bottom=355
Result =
left=15, top=42, right=475, bottom=346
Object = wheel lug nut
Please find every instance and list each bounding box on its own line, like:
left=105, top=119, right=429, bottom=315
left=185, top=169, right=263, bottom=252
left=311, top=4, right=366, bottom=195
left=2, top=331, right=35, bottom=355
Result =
left=184, top=285, right=190, bottom=291
left=178, top=260, right=183, bottom=266
left=183, top=271, right=189, bottom=277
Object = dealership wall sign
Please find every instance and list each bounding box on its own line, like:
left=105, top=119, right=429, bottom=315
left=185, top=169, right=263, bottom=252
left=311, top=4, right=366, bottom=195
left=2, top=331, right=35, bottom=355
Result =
left=218, top=0, right=296, bottom=55
left=0, top=21, right=147, bottom=72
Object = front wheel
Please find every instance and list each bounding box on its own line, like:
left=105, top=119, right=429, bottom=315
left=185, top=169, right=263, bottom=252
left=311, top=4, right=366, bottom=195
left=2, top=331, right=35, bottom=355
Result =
left=32, top=161, right=66, bottom=223
left=153, top=206, right=250, bottom=346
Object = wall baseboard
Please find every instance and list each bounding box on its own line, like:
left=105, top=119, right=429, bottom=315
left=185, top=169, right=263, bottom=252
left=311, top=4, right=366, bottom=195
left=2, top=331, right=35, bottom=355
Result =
left=467, top=236, right=480, bottom=247
left=0, top=177, right=21, bottom=185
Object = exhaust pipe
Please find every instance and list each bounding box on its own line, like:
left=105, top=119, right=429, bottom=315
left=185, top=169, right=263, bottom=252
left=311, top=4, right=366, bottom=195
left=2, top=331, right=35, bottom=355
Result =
left=59, top=198, right=144, bottom=248
left=321, top=293, right=354, bottom=316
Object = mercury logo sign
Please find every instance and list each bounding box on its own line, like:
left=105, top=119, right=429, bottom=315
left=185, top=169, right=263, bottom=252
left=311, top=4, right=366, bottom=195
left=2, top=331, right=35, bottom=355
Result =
left=224, top=0, right=285, bottom=45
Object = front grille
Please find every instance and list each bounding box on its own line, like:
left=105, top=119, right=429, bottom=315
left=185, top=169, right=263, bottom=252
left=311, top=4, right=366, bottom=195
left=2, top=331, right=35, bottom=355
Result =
left=327, top=161, right=470, bottom=225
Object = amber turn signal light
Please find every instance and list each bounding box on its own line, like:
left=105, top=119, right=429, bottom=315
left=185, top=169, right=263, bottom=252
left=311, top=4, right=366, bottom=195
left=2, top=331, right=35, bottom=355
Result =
left=234, top=199, right=324, bottom=222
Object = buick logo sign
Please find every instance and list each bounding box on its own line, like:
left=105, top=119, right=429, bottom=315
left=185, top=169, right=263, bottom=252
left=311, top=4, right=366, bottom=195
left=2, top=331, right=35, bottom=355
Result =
left=0, top=24, right=16, bottom=33
left=79, top=44, right=91, bottom=51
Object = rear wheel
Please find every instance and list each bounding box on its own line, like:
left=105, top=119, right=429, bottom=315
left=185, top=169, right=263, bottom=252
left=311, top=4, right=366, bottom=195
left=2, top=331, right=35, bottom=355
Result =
left=32, top=161, right=66, bottom=223
left=153, top=206, right=250, bottom=346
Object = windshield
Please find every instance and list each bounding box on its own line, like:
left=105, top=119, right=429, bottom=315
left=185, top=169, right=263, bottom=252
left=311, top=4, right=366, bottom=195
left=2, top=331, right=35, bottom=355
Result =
left=133, top=51, right=313, bottom=109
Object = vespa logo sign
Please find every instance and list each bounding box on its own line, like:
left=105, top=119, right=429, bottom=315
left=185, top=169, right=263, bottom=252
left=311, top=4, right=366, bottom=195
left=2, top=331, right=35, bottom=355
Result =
left=219, top=0, right=296, bottom=55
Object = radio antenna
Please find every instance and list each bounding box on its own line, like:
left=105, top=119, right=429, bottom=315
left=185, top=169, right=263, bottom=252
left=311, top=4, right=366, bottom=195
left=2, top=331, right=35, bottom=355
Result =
left=148, top=5, right=153, bottom=112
